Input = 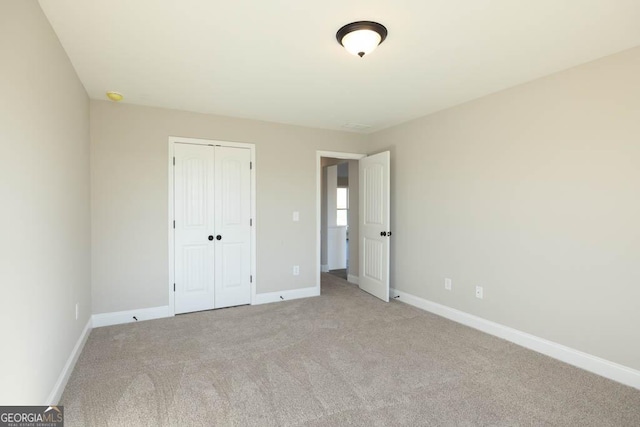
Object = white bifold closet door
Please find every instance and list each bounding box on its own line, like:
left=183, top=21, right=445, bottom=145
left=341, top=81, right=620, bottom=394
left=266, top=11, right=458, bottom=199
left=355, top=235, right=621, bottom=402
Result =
left=174, top=143, right=251, bottom=314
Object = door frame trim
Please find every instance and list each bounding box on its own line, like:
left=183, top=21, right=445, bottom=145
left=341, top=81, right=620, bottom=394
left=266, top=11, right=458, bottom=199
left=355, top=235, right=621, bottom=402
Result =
left=168, top=136, right=256, bottom=316
left=316, top=151, right=366, bottom=293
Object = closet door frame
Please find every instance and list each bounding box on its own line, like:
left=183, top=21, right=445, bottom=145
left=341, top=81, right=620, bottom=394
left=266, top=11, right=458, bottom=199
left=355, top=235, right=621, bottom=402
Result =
left=168, top=136, right=256, bottom=317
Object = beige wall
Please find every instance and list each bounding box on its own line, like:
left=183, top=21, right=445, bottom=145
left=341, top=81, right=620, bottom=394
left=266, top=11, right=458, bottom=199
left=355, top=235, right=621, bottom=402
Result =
left=0, top=1, right=91, bottom=404
left=368, top=47, right=640, bottom=370
left=90, top=101, right=365, bottom=314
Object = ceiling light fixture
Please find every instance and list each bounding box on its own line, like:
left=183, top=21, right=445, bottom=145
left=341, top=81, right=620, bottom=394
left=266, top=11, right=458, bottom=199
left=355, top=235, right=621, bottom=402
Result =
left=336, top=21, right=387, bottom=58
left=106, top=91, right=123, bottom=102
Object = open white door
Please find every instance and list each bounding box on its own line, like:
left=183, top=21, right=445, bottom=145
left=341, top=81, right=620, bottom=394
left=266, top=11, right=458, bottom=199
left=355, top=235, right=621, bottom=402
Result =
left=359, top=151, right=390, bottom=302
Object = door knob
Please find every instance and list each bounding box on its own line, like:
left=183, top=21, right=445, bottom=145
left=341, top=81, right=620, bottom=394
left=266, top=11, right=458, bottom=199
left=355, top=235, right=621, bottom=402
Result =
left=216, top=235, right=222, bottom=240
left=380, top=231, right=387, bottom=236
left=388, top=231, right=392, bottom=236
left=208, top=235, right=214, bottom=241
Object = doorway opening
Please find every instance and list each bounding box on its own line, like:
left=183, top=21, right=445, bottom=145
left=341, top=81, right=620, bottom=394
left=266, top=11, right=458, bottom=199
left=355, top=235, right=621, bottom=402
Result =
left=316, top=151, right=366, bottom=293
left=324, top=161, right=351, bottom=281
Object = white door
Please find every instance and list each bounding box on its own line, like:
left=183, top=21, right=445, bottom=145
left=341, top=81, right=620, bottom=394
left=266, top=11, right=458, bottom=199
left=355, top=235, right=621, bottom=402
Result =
left=214, top=146, right=252, bottom=308
left=174, top=143, right=252, bottom=314
left=174, top=143, right=216, bottom=314
left=359, top=151, right=390, bottom=302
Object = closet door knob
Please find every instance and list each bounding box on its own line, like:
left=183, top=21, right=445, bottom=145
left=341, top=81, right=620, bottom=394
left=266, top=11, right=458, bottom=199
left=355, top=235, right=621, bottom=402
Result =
left=208, top=235, right=214, bottom=241
left=216, top=235, right=222, bottom=241
left=380, top=231, right=387, bottom=236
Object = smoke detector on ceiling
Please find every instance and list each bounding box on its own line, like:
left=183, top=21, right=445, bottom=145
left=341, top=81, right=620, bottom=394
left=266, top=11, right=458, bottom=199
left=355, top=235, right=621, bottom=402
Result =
left=106, top=91, right=124, bottom=102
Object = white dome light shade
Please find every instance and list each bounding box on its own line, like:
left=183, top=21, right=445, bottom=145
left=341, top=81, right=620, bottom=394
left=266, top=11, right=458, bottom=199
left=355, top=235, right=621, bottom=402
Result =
left=341, top=30, right=381, bottom=57
left=336, top=21, right=388, bottom=58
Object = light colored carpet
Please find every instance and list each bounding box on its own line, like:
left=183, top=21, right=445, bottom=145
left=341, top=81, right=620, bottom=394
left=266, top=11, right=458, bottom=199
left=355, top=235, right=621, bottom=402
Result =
left=61, top=274, right=640, bottom=426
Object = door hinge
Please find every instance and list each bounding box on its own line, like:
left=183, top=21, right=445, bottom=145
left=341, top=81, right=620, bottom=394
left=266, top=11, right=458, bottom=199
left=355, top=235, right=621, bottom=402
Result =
left=250, top=161, right=252, bottom=170
left=173, top=220, right=175, bottom=229
left=250, top=275, right=253, bottom=283
left=173, top=283, right=176, bottom=292
left=173, top=156, right=175, bottom=166
left=250, top=218, right=253, bottom=226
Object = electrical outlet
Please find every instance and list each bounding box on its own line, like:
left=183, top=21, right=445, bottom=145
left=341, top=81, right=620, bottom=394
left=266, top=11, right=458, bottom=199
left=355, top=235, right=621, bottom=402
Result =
left=293, top=265, right=300, bottom=276
left=293, top=211, right=300, bottom=222
left=475, top=286, right=483, bottom=299
left=75, top=303, right=79, bottom=320
left=445, top=278, right=452, bottom=291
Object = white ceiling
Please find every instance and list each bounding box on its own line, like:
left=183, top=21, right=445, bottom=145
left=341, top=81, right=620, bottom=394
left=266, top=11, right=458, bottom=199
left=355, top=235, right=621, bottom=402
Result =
left=39, top=0, right=640, bottom=133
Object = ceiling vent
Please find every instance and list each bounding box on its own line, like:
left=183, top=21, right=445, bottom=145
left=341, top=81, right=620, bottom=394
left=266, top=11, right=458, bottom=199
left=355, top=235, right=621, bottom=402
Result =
left=342, top=123, right=372, bottom=131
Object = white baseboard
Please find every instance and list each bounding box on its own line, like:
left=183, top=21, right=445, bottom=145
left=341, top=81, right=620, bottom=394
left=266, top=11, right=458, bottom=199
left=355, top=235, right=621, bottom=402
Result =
left=390, top=287, right=640, bottom=390
left=321, top=264, right=330, bottom=273
left=347, top=274, right=359, bottom=285
left=253, top=286, right=320, bottom=305
left=46, top=318, right=92, bottom=404
left=92, top=305, right=170, bottom=328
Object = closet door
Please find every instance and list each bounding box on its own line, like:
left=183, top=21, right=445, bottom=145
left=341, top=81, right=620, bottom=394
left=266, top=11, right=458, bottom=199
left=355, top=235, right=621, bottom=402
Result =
left=214, top=146, right=252, bottom=308
left=174, top=143, right=216, bottom=314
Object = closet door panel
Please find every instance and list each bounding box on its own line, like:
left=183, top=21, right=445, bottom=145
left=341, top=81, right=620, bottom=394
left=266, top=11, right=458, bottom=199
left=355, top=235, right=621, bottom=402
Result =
left=214, top=146, right=252, bottom=308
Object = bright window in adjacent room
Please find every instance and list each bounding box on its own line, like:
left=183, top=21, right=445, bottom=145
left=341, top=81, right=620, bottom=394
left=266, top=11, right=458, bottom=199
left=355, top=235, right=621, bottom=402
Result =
left=337, top=187, right=348, bottom=226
